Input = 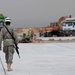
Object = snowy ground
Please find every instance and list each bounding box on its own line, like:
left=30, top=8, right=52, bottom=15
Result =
left=0, top=42, right=75, bottom=75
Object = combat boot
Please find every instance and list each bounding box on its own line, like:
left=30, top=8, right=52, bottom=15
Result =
left=7, top=64, right=13, bottom=71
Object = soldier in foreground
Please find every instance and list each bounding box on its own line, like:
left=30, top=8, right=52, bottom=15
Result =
left=0, top=17, right=18, bottom=71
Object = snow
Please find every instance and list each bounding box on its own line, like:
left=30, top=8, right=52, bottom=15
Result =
left=0, top=42, right=75, bottom=75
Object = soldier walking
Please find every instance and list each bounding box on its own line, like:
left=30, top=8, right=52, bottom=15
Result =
left=0, top=17, right=18, bottom=71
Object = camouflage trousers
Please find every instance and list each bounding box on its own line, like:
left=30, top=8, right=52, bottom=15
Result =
left=3, top=46, right=14, bottom=64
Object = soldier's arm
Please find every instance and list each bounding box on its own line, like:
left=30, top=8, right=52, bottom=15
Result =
left=12, top=28, right=19, bottom=44
left=0, top=30, right=3, bottom=50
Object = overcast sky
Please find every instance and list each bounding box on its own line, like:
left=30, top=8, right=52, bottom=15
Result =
left=0, top=0, right=75, bottom=28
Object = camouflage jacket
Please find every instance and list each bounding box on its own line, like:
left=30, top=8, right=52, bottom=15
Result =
left=0, top=25, right=18, bottom=47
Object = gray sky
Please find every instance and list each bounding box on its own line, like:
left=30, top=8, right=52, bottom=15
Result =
left=0, top=0, right=75, bottom=28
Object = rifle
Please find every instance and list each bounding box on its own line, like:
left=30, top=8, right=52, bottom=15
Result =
left=3, top=24, right=20, bottom=58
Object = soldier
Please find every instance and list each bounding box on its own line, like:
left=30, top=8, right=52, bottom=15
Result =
left=0, top=17, right=18, bottom=71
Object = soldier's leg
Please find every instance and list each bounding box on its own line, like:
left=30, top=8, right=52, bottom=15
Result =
left=7, top=51, right=14, bottom=64
left=4, top=46, right=8, bottom=64
left=6, top=46, right=14, bottom=71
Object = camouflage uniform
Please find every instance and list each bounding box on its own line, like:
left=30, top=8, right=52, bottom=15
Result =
left=0, top=25, right=18, bottom=64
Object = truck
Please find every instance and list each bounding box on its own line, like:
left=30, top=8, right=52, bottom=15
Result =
left=61, top=18, right=75, bottom=36
left=44, top=16, right=71, bottom=37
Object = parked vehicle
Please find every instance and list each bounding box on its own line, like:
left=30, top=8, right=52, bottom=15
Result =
left=61, top=18, right=75, bottom=36
left=43, top=16, right=71, bottom=37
